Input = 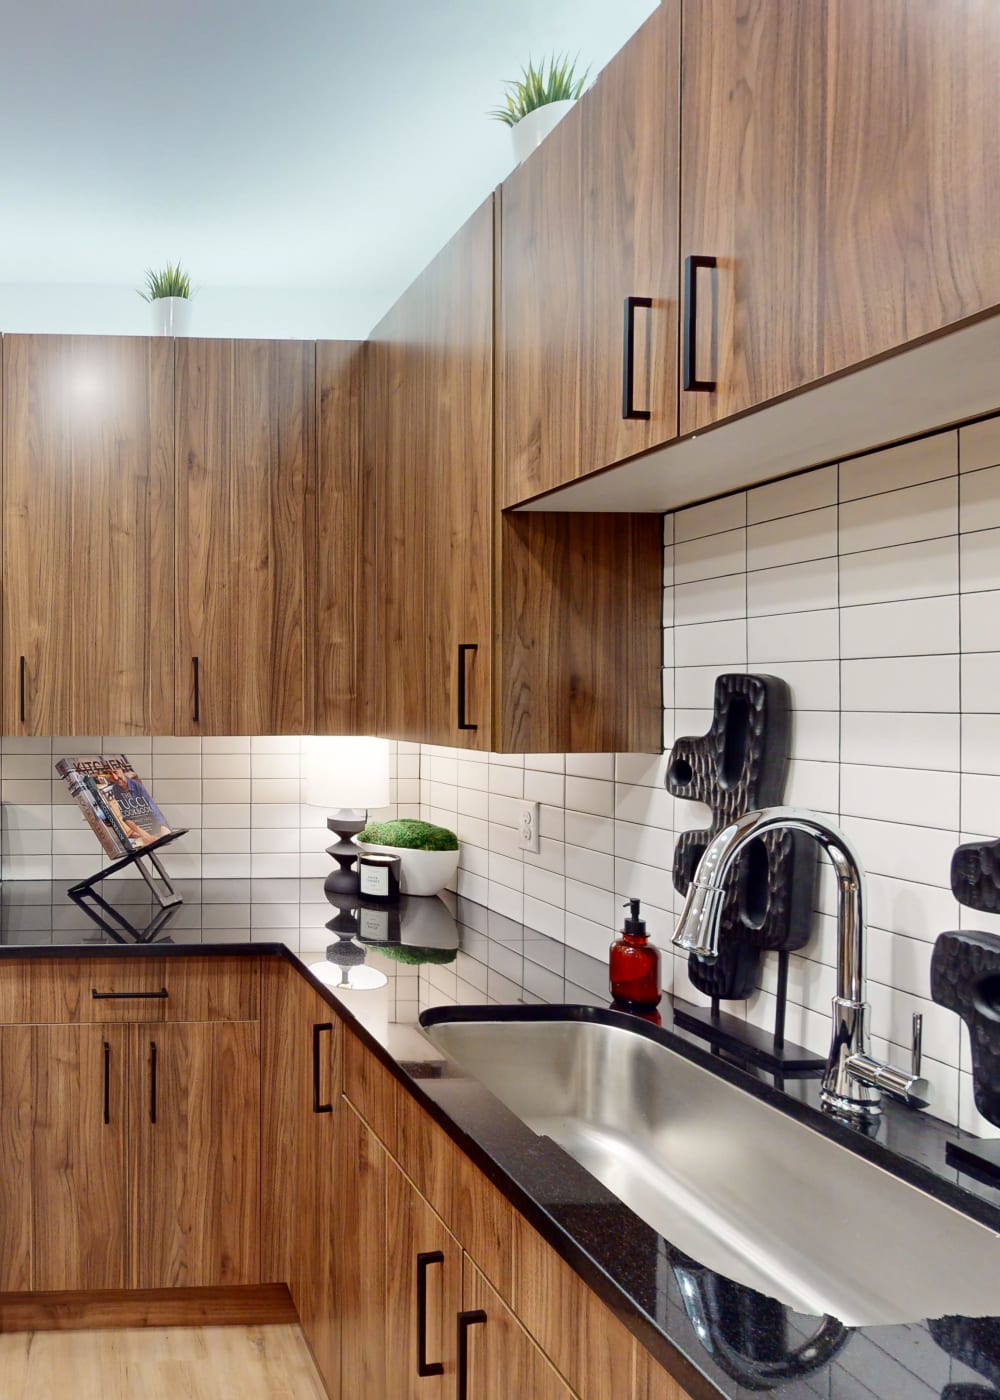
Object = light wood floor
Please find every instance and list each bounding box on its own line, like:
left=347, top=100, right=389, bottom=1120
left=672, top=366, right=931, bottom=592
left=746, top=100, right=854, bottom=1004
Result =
left=0, top=1323, right=328, bottom=1399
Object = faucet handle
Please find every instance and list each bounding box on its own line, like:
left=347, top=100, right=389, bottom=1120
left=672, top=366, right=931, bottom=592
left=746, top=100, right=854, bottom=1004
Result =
left=912, top=1012, right=923, bottom=1078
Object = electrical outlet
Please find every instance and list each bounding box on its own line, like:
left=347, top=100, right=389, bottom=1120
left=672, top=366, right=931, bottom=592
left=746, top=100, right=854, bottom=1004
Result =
left=518, top=799, right=540, bottom=853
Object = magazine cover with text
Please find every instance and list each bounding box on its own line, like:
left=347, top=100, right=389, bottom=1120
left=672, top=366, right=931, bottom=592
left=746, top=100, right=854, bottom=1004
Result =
left=55, top=755, right=172, bottom=855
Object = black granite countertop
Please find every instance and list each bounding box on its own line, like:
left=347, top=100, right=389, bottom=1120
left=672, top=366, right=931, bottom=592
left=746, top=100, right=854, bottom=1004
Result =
left=2, top=878, right=1000, bottom=1400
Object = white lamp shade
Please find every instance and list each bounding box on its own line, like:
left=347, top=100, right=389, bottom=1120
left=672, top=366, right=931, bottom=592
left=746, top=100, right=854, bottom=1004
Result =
left=302, top=736, right=391, bottom=811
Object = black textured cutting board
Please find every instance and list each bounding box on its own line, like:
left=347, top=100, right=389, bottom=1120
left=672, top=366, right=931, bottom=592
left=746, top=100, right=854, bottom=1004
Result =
left=667, top=673, right=815, bottom=1000
left=931, top=929, right=1000, bottom=1129
left=952, top=836, right=1000, bottom=914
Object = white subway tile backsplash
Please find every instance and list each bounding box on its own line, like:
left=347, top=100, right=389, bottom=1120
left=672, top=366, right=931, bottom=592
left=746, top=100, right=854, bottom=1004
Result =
left=838, top=535, right=958, bottom=608
left=840, top=433, right=957, bottom=501
left=960, top=527, right=1000, bottom=592
left=565, top=754, right=615, bottom=781
left=841, top=656, right=958, bottom=713
left=839, top=477, right=957, bottom=555
left=674, top=619, right=746, bottom=668
left=959, top=463, right=1000, bottom=533
left=960, top=773, right=1000, bottom=839
left=841, top=712, right=959, bottom=772
left=962, top=715, right=1000, bottom=775
left=960, top=416, right=1000, bottom=474
left=564, top=776, right=614, bottom=818
left=841, top=816, right=956, bottom=887
left=674, top=571, right=746, bottom=626
left=674, top=527, right=746, bottom=584
left=960, top=591, right=1000, bottom=653
left=841, top=764, right=959, bottom=830
left=674, top=492, right=745, bottom=542
left=747, top=505, right=837, bottom=571
left=747, top=464, right=837, bottom=525
left=747, top=609, right=839, bottom=663
left=747, top=556, right=839, bottom=617
left=961, top=653, right=1000, bottom=712
left=840, top=595, right=959, bottom=658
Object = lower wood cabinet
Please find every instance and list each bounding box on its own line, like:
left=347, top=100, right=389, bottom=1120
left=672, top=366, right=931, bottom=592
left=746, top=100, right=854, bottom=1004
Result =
left=0, top=958, right=261, bottom=1295
left=462, top=1259, right=576, bottom=1400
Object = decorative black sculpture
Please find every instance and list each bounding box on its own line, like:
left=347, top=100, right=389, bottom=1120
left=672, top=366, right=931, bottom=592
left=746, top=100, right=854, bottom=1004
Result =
left=667, top=673, right=815, bottom=1000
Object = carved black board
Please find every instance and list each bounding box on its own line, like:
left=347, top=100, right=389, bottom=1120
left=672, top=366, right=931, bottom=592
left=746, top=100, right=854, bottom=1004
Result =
left=667, top=673, right=816, bottom=1000
left=931, top=929, right=1000, bottom=1129
left=929, top=1315, right=1000, bottom=1390
left=952, top=837, right=1000, bottom=914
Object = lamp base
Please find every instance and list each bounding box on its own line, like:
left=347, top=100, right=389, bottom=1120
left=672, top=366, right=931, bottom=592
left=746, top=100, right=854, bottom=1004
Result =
left=325, top=815, right=366, bottom=895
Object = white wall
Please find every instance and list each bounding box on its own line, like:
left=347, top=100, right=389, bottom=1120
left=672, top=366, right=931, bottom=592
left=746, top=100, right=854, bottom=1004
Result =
left=0, top=283, right=391, bottom=340
left=419, top=411, right=1000, bottom=1140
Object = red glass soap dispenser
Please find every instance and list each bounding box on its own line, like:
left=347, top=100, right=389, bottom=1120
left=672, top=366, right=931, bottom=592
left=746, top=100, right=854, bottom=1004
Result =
left=609, top=898, right=661, bottom=1009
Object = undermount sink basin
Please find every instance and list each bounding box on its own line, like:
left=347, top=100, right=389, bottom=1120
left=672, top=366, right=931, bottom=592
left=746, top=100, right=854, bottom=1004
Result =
left=420, top=1008, right=1000, bottom=1327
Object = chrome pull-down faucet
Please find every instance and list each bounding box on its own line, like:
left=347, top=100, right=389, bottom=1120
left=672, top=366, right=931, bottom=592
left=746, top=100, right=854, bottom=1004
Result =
left=671, top=807, right=929, bottom=1122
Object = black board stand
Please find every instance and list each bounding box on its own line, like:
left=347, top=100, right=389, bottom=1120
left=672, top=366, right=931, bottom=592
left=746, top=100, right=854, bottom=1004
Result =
left=672, top=950, right=825, bottom=1077
left=946, top=1136, right=1000, bottom=1189
left=68, top=830, right=187, bottom=944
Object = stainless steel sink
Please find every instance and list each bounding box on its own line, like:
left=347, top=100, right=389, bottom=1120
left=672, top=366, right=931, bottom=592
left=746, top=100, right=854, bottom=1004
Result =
left=421, top=1011, right=1000, bottom=1326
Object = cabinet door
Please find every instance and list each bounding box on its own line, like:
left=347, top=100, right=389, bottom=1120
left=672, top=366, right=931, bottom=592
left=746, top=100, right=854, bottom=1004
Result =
left=821, top=0, right=1000, bottom=376
left=0, top=1026, right=32, bottom=1291
left=129, top=1020, right=260, bottom=1287
left=679, top=0, right=826, bottom=435
left=32, top=1024, right=127, bottom=1290
left=175, top=339, right=314, bottom=735
left=2, top=334, right=174, bottom=734
left=461, top=1258, right=576, bottom=1400
left=371, top=200, right=493, bottom=749
left=385, top=1156, right=462, bottom=1399
left=262, top=963, right=342, bottom=1397
left=336, top=1101, right=388, bottom=1397
left=499, top=2, right=680, bottom=506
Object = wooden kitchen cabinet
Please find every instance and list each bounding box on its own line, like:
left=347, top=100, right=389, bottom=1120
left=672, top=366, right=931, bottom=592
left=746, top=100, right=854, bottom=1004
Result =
left=337, top=1100, right=388, bottom=1397
left=1, top=334, right=175, bottom=735
left=461, top=1259, right=577, bottom=1400
left=369, top=197, right=663, bottom=754
left=498, top=1, right=681, bottom=507
left=174, top=338, right=314, bottom=735
left=129, top=1019, right=260, bottom=1288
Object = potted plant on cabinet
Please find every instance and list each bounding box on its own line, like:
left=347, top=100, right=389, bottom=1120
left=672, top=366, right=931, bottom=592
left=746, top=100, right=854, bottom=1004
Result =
left=356, top=818, right=460, bottom=897
left=491, top=53, right=589, bottom=165
left=138, top=262, right=193, bottom=336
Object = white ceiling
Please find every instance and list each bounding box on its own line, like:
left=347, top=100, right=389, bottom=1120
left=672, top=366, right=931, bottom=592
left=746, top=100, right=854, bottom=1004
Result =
left=0, top=0, right=656, bottom=333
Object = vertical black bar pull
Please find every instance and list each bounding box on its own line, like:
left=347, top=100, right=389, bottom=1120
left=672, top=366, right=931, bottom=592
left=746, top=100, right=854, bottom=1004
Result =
left=18, top=656, right=25, bottom=724
left=416, top=1251, right=445, bottom=1377
left=457, top=1309, right=487, bottom=1400
left=192, top=656, right=200, bottom=723
left=457, top=644, right=478, bottom=731
left=622, top=295, right=653, bottom=419
left=149, top=1040, right=158, bottom=1124
left=312, top=1023, right=333, bottom=1114
left=103, top=1040, right=110, bottom=1125
left=683, top=254, right=718, bottom=392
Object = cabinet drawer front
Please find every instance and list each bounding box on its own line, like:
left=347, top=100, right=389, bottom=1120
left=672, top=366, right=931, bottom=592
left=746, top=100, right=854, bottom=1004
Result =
left=0, top=956, right=259, bottom=1024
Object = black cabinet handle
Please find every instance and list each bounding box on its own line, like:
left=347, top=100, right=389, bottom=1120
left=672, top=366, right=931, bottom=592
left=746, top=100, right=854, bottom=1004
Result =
left=192, top=656, right=200, bottom=723
left=416, top=1251, right=445, bottom=1377
left=149, top=1040, right=157, bottom=1124
left=622, top=295, right=653, bottom=419
left=457, top=644, right=478, bottom=731
left=18, top=656, right=25, bottom=725
left=312, top=1022, right=333, bottom=1114
left=683, top=254, right=718, bottom=392
left=457, top=1309, right=487, bottom=1400
left=92, top=987, right=169, bottom=1001
left=102, top=1040, right=110, bottom=1125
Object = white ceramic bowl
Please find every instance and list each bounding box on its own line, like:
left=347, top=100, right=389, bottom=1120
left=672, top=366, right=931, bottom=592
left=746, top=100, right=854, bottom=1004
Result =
left=356, top=842, right=459, bottom=897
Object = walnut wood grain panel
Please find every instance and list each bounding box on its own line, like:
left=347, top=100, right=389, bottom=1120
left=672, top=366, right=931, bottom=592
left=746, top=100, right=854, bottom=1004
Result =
left=0, top=958, right=85, bottom=1024
left=510, top=1212, right=636, bottom=1400
left=497, top=512, right=663, bottom=753
left=0, top=1283, right=296, bottom=1332
left=679, top=0, right=827, bottom=434
left=422, top=198, right=494, bottom=749
left=343, top=1023, right=402, bottom=1157
left=152, top=956, right=259, bottom=1022
left=385, top=1155, right=462, bottom=1399
left=499, top=3, right=681, bottom=505
left=0, top=1027, right=32, bottom=1291
left=314, top=340, right=374, bottom=734
left=337, top=1101, right=387, bottom=1398
left=2, top=334, right=174, bottom=734
left=32, top=1024, right=127, bottom=1290
left=260, top=961, right=341, bottom=1397
left=821, top=0, right=1000, bottom=375
left=174, top=339, right=313, bottom=735
left=82, top=959, right=170, bottom=1022
left=462, top=1258, right=577, bottom=1400
left=632, top=1345, right=696, bottom=1400
left=129, top=1020, right=260, bottom=1288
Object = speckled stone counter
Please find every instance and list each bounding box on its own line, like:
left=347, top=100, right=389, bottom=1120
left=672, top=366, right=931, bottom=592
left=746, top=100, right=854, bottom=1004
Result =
left=2, top=878, right=1000, bottom=1400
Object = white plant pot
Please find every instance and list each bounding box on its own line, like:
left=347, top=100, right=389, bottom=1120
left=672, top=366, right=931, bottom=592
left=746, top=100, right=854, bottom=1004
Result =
left=151, top=296, right=191, bottom=337
left=510, top=99, right=577, bottom=165
left=356, top=842, right=459, bottom=897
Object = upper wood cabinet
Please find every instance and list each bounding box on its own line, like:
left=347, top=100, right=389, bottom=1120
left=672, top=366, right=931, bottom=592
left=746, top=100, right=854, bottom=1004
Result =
left=370, top=201, right=493, bottom=749
left=174, top=338, right=314, bottom=735
left=2, top=335, right=174, bottom=735
left=370, top=198, right=663, bottom=754
left=498, top=1, right=681, bottom=507
left=679, top=0, right=1000, bottom=435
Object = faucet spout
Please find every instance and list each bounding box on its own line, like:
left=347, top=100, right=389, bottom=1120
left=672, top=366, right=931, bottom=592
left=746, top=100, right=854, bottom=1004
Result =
left=671, top=806, right=929, bottom=1122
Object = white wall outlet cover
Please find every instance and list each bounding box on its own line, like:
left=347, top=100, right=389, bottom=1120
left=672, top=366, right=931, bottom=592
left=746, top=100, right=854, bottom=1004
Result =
left=518, top=800, right=540, bottom=853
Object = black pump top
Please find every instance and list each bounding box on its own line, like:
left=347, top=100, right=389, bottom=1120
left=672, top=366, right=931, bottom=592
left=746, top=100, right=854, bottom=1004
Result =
left=623, top=898, right=647, bottom=938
